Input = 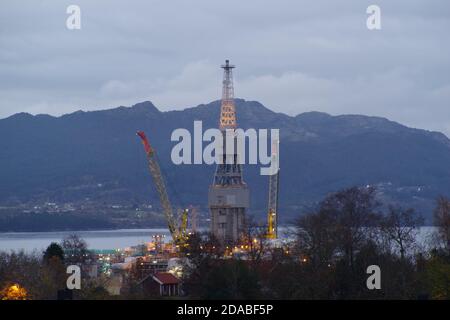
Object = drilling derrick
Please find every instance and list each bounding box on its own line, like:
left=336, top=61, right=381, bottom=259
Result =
left=208, top=60, right=250, bottom=244
left=219, top=60, right=237, bottom=130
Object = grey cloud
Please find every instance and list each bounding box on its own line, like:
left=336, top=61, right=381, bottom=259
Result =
left=0, top=0, right=449, bottom=135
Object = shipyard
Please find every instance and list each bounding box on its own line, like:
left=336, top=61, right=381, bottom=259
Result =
left=91, top=59, right=285, bottom=296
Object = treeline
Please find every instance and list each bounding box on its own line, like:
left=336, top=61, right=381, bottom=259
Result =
left=182, top=187, right=450, bottom=300
left=0, top=235, right=110, bottom=300
left=0, top=186, right=448, bottom=300
left=0, top=210, right=169, bottom=232
left=0, top=212, right=114, bottom=232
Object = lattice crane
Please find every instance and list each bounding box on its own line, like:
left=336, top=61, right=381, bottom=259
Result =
left=267, top=138, right=280, bottom=239
left=137, top=131, right=188, bottom=244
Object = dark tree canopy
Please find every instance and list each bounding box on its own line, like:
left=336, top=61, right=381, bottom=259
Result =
left=43, top=242, right=64, bottom=263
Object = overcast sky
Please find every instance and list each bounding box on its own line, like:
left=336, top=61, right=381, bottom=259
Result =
left=1, top=0, right=449, bottom=134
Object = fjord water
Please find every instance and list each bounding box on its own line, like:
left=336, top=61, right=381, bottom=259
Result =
left=0, top=229, right=172, bottom=252
left=0, top=227, right=438, bottom=253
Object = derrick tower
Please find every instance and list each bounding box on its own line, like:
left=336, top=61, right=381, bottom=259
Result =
left=208, top=60, right=249, bottom=244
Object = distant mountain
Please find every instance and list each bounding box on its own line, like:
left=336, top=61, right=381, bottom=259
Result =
left=1, top=99, right=450, bottom=223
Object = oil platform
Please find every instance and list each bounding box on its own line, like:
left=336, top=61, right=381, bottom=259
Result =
left=208, top=60, right=250, bottom=244
left=137, top=59, right=278, bottom=245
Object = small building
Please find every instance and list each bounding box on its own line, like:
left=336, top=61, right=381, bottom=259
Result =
left=134, top=257, right=168, bottom=279
left=139, top=272, right=181, bottom=297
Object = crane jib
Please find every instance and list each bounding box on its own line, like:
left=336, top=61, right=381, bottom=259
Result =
left=137, top=130, right=186, bottom=244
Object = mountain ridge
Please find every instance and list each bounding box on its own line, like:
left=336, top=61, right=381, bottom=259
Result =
left=3, top=99, right=448, bottom=140
left=1, top=99, right=450, bottom=223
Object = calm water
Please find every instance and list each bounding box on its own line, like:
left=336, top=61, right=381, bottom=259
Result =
left=0, top=229, right=173, bottom=252
left=0, top=227, right=438, bottom=253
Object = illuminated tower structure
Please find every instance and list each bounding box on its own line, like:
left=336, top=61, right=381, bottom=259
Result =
left=208, top=60, right=250, bottom=244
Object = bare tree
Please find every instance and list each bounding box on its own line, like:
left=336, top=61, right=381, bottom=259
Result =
left=296, top=209, right=338, bottom=268
left=434, top=196, right=450, bottom=253
left=61, top=234, right=92, bottom=265
left=320, top=186, right=382, bottom=270
left=241, top=216, right=269, bottom=264
left=380, top=206, right=424, bottom=260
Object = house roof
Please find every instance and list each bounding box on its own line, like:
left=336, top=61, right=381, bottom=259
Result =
left=152, top=272, right=180, bottom=285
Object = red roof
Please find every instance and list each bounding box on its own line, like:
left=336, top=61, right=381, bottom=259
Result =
left=152, top=272, right=180, bottom=285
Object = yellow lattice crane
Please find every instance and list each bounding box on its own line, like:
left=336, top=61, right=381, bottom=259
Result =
left=266, top=139, right=280, bottom=239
